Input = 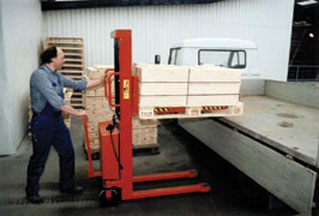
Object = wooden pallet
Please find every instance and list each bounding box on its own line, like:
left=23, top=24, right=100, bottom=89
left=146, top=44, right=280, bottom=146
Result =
left=44, top=36, right=85, bottom=109
left=138, top=103, right=243, bottom=119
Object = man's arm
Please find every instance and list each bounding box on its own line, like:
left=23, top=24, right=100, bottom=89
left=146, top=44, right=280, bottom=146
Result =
left=60, top=76, right=104, bottom=116
left=59, top=72, right=105, bottom=90
left=85, top=75, right=105, bottom=89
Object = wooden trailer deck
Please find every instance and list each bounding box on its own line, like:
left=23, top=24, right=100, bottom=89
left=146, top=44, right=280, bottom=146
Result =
left=179, top=80, right=319, bottom=215
left=220, top=95, right=319, bottom=167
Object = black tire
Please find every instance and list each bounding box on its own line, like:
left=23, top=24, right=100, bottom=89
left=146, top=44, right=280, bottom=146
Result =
left=99, top=188, right=121, bottom=207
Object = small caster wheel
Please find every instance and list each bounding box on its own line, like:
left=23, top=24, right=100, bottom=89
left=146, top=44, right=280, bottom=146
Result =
left=99, top=187, right=121, bottom=207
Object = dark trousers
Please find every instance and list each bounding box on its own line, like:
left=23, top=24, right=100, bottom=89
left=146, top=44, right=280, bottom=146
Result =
left=26, top=115, right=75, bottom=196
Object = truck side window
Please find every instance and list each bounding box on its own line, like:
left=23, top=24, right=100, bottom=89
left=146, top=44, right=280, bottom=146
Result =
left=199, top=49, right=246, bottom=69
left=229, top=51, right=246, bottom=69
left=168, top=48, right=181, bottom=65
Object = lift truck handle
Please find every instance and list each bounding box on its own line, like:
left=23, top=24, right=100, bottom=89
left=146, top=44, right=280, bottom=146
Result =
left=82, top=114, right=101, bottom=178
left=103, top=68, right=114, bottom=98
left=106, top=72, right=121, bottom=107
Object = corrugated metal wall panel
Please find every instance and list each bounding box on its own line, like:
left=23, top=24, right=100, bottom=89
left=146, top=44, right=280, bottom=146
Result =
left=0, top=0, right=42, bottom=155
left=43, top=0, right=294, bottom=81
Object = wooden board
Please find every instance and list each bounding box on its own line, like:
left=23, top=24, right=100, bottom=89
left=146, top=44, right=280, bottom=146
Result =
left=220, top=95, right=319, bottom=167
left=179, top=118, right=316, bottom=215
left=84, top=95, right=158, bottom=152
left=63, top=63, right=84, bottom=68
left=188, top=82, right=241, bottom=95
left=133, top=127, right=158, bottom=146
left=45, top=36, right=83, bottom=41
left=139, top=83, right=188, bottom=96
left=187, top=95, right=239, bottom=106
left=61, top=48, right=83, bottom=53
left=189, top=66, right=241, bottom=82
left=85, top=87, right=104, bottom=97
left=136, top=64, right=189, bottom=82
left=132, top=118, right=157, bottom=129
left=139, top=95, right=187, bottom=107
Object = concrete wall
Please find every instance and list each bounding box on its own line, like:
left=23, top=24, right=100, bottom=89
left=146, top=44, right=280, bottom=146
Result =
left=0, top=0, right=42, bottom=155
left=43, top=0, right=294, bottom=81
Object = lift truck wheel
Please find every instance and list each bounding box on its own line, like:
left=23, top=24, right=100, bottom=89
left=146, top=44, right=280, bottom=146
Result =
left=99, top=187, right=121, bottom=207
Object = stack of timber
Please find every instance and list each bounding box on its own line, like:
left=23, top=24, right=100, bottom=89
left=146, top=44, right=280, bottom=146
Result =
left=63, top=88, right=73, bottom=128
left=132, top=118, right=158, bottom=151
left=134, top=63, right=243, bottom=119
left=85, top=66, right=114, bottom=157
left=84, top=65, right=158, bottom=157
left=44, top=37, right=85, bottom=109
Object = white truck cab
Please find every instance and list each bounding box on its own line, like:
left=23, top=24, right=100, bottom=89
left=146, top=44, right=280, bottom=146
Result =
left=168, top=38, right=261, bottom=79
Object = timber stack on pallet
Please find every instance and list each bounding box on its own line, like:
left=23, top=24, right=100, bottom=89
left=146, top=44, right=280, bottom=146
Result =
left=84, top=65, right=158, bottom=157
left=44, top=36, right=85, bottom=109
left=85, top=66, right=114, bottom=156
left=133, top=63, right=243, bottom=120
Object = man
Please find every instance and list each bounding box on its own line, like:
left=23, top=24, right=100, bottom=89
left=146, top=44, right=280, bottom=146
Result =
left=26, top=46, right=105, bottom=204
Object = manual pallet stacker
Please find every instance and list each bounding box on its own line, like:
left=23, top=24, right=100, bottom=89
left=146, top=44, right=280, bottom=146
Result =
left=82, top=29, right=211, bottom=205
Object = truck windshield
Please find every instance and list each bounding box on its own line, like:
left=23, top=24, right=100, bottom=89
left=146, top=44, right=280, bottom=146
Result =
left=199, top=49, right=246, bottom=69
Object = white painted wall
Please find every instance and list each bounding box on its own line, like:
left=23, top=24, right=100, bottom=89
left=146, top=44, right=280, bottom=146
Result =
left=43, top=0, right=294, bottom=81
left=0, top=0, right=294, bottom=155
left=0, top=0, right=42, bottom=155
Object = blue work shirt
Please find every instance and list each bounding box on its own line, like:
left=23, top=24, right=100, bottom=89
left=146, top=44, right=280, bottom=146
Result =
left=30, top=64, right=87, bottom=113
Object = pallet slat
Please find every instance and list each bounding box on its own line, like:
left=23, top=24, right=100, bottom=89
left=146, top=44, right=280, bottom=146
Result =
left=46, top=36, right=83, bottom=40
left=61, top=69, right=84, bottom=73
left=64, top=53, right=83, bottom=56
left=63, top=63, right=84, bottom=67
left=59, top=47, right=83, bottom=51
left=46, top=41, right=83, bottom=45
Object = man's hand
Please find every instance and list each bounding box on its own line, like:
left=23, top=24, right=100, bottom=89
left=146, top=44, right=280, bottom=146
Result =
left=98, top=75, right=105, bottom=85
left=86, top=75, right=106, bottom=89
left=60, top=105, right=86, bottom=116
left=74, top=109, right=86, bottom=117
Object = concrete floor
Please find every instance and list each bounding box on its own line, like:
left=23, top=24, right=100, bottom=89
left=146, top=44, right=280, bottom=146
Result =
left=0, top=117, right=297, bottom=216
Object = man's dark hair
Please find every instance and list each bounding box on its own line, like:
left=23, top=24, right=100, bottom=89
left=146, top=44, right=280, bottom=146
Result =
left=40, top=46, right=57, bottom=65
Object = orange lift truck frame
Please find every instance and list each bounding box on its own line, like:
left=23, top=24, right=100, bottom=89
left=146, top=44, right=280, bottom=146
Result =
left=82, top=29, right=211, bottom=205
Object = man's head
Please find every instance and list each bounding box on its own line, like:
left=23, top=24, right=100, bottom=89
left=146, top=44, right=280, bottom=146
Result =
left=40, top=46, right=65, bottom=71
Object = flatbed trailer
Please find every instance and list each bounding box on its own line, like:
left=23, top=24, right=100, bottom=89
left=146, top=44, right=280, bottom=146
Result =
left=179, top=80, right=319, bottom=215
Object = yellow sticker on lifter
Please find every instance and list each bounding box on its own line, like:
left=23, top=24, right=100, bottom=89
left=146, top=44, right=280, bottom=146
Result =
left=123, top=79, right=130, bottom=99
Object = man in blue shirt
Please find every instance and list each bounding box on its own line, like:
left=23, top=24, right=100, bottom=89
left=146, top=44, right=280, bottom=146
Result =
left=27, top=46, right=105, bottom=204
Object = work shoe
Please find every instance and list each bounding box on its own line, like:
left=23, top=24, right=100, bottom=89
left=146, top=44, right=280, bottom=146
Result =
left=60, top=186, right=84, bottom=194
left=27, top=194, right=44, bottom=204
